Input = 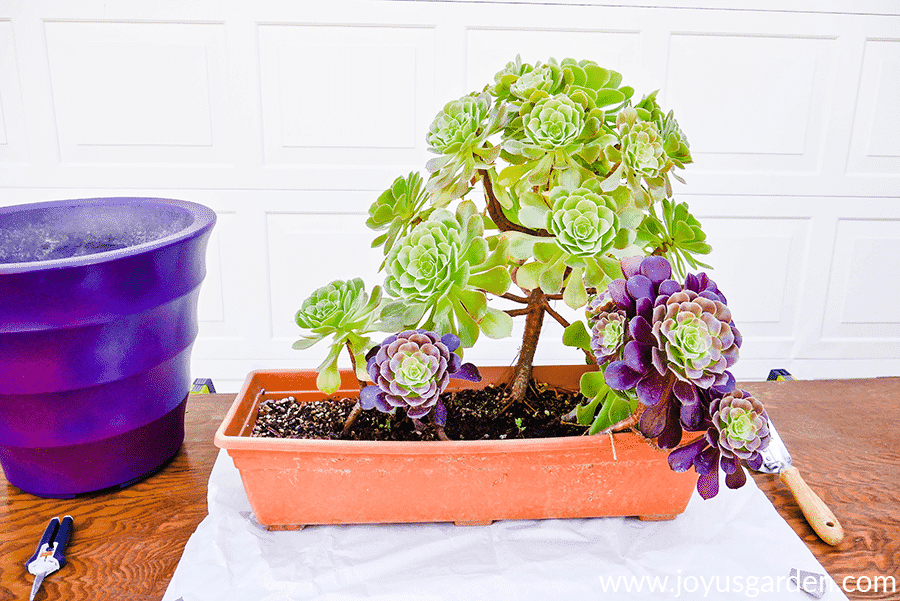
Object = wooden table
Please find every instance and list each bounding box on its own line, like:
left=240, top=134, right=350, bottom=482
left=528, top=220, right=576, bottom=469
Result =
left=1, top=378, right=898, bottom=600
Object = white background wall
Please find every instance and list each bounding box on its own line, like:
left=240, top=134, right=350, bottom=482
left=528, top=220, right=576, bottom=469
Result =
left=1, top=1, right=898, bottom=391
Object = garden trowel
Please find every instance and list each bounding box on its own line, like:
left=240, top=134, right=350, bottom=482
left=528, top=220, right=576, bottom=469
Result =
left=756, top=418, right=845, bottom=546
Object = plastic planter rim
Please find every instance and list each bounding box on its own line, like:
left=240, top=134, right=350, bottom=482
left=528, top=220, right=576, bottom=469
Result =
left=0, top=196, right=216, bottom=274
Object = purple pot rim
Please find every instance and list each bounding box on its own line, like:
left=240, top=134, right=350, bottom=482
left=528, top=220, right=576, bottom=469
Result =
left=0, top=197, right=216, bottom=274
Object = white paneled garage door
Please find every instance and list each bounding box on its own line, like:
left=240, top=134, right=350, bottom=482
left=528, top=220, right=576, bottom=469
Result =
left=2, top=1, right=898, bottom=391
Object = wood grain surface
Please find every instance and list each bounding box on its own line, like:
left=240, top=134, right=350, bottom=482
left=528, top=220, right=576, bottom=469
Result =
left=0, top=397, right=228, bottom=601
left=745, top=378, right=900, bottom=600
left=1, top=378, right=897, bottom=600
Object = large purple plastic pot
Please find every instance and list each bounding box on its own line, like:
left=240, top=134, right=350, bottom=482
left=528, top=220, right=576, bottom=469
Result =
left=0, top=197, right=215, bottom=497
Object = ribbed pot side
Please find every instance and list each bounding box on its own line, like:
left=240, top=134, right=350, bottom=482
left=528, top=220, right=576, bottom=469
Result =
left=0, top=197, right=215, bottom=497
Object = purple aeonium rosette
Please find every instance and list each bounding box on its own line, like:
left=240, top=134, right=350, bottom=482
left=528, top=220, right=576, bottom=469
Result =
left=586, top=296, right=627, bottom=365
left=360, top=329, right=481, bottom=426
left=667, top=390, right=770, bottom=499
left=598, top=255, right=742, bottom=449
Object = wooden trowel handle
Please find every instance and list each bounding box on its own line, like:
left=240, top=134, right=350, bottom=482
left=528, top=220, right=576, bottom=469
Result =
left=779, top=465, right=845, bottom=546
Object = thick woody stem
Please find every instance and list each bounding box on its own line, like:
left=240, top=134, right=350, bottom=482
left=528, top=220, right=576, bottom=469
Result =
left=596, top=408, right=643, bottom=436
left=434, top=425, right=451, bottom=441
left=475, top=170, right=548, bottom=408
left=342, top=405, right=362, bottom=439
left=507, top=287, right=545, bottom=407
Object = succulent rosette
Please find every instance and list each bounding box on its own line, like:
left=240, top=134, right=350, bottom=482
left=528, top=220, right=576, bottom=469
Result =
left=427, top=95, right=488, bottom=155
left=360, top=330, right=481, bottom=425
left=367, top=172, right=432, bottom=255
left=600, top=255, right=741, bottom=448
left=384, top=216, right=462, bottom=304
left=293, top=278, right=383, bottom=394
left=546, top=183, right=619, bottom=257
left=426, top=92, right=507, bottom=204
left=510, top=64, right=561, bottom=102
left=583, top=293, right=628, bottom=365
left=513, top=180, right=640, bottom=309
left=524, top=94, right=584, bottom=150
left=621, top=119, right=666, bottom=180
left=635, top=91, right=692, bottom=169
left=713, top=390, right=770, bottom=462
left=600, top=107, right=671, bottom=209
left=590, top=308, right=627, bottom=365
left=668, top=390, right=770, bottom=499
left=653, top=289, right=739, bottom=389
left=381, top=201, right=512, bottom=348
left=490, top=55, right=534, bottom=102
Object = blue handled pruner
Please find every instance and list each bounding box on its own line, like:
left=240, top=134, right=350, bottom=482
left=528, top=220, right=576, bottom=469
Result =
left=25, top=516, right=74, bottom=601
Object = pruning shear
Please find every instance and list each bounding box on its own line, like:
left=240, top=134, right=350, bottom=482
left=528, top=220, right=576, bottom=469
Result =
left=25, top=516, right=74, bottom=601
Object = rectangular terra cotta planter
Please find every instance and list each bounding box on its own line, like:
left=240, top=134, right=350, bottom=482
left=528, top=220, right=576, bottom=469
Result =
left=214, top=365, right=698, bottom=528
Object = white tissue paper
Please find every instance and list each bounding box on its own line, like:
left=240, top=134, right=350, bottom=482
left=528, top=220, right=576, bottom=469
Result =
left=163, top=450, right=848, bottom=601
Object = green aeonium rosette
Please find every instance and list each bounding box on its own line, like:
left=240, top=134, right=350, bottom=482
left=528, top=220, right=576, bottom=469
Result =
left=427, top=95, right=487, bottom=155
left=546, top=182, right=620, bottom=257
left=293, top=278, right=383, bottom=394
left=425, top=93, right=507, bottom=205
left=513, top=178, right=641, bottom=309
left=601, top=107, right=670, bottom=209
left=510, top=64, right=562, bottom=101
left=635, top=90, right=692, bottom=170
left=621, top=120, right=666, bottom=180
left=367, top=172, right=432, bottom=255
left=524, top=94, right=584, bottom=150
left=380, top=201, right=513, bottom=347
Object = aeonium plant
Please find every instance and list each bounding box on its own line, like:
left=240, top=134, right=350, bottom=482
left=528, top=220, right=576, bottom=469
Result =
left=360, top=329, right=482, bottom=440
left=562, top=255, right=768, bottom=498
left=292, top=55, right=766, bottom=499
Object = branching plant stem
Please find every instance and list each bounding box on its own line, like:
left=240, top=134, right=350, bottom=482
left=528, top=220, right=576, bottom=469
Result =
left=505, top=287, right=545, bottom=410
left=479, top=169, right=554, bottom=409
left=542, top=301, right=569, bottom=329
left=479, top=169, right=551, bottom=238
left=501, top=292, right=530, bottom=303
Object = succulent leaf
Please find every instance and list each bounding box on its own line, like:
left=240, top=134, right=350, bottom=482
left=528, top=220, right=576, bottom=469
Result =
left=575, top=366, right=639, bottom=433
left=479, top=306, right=514, bottom=339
